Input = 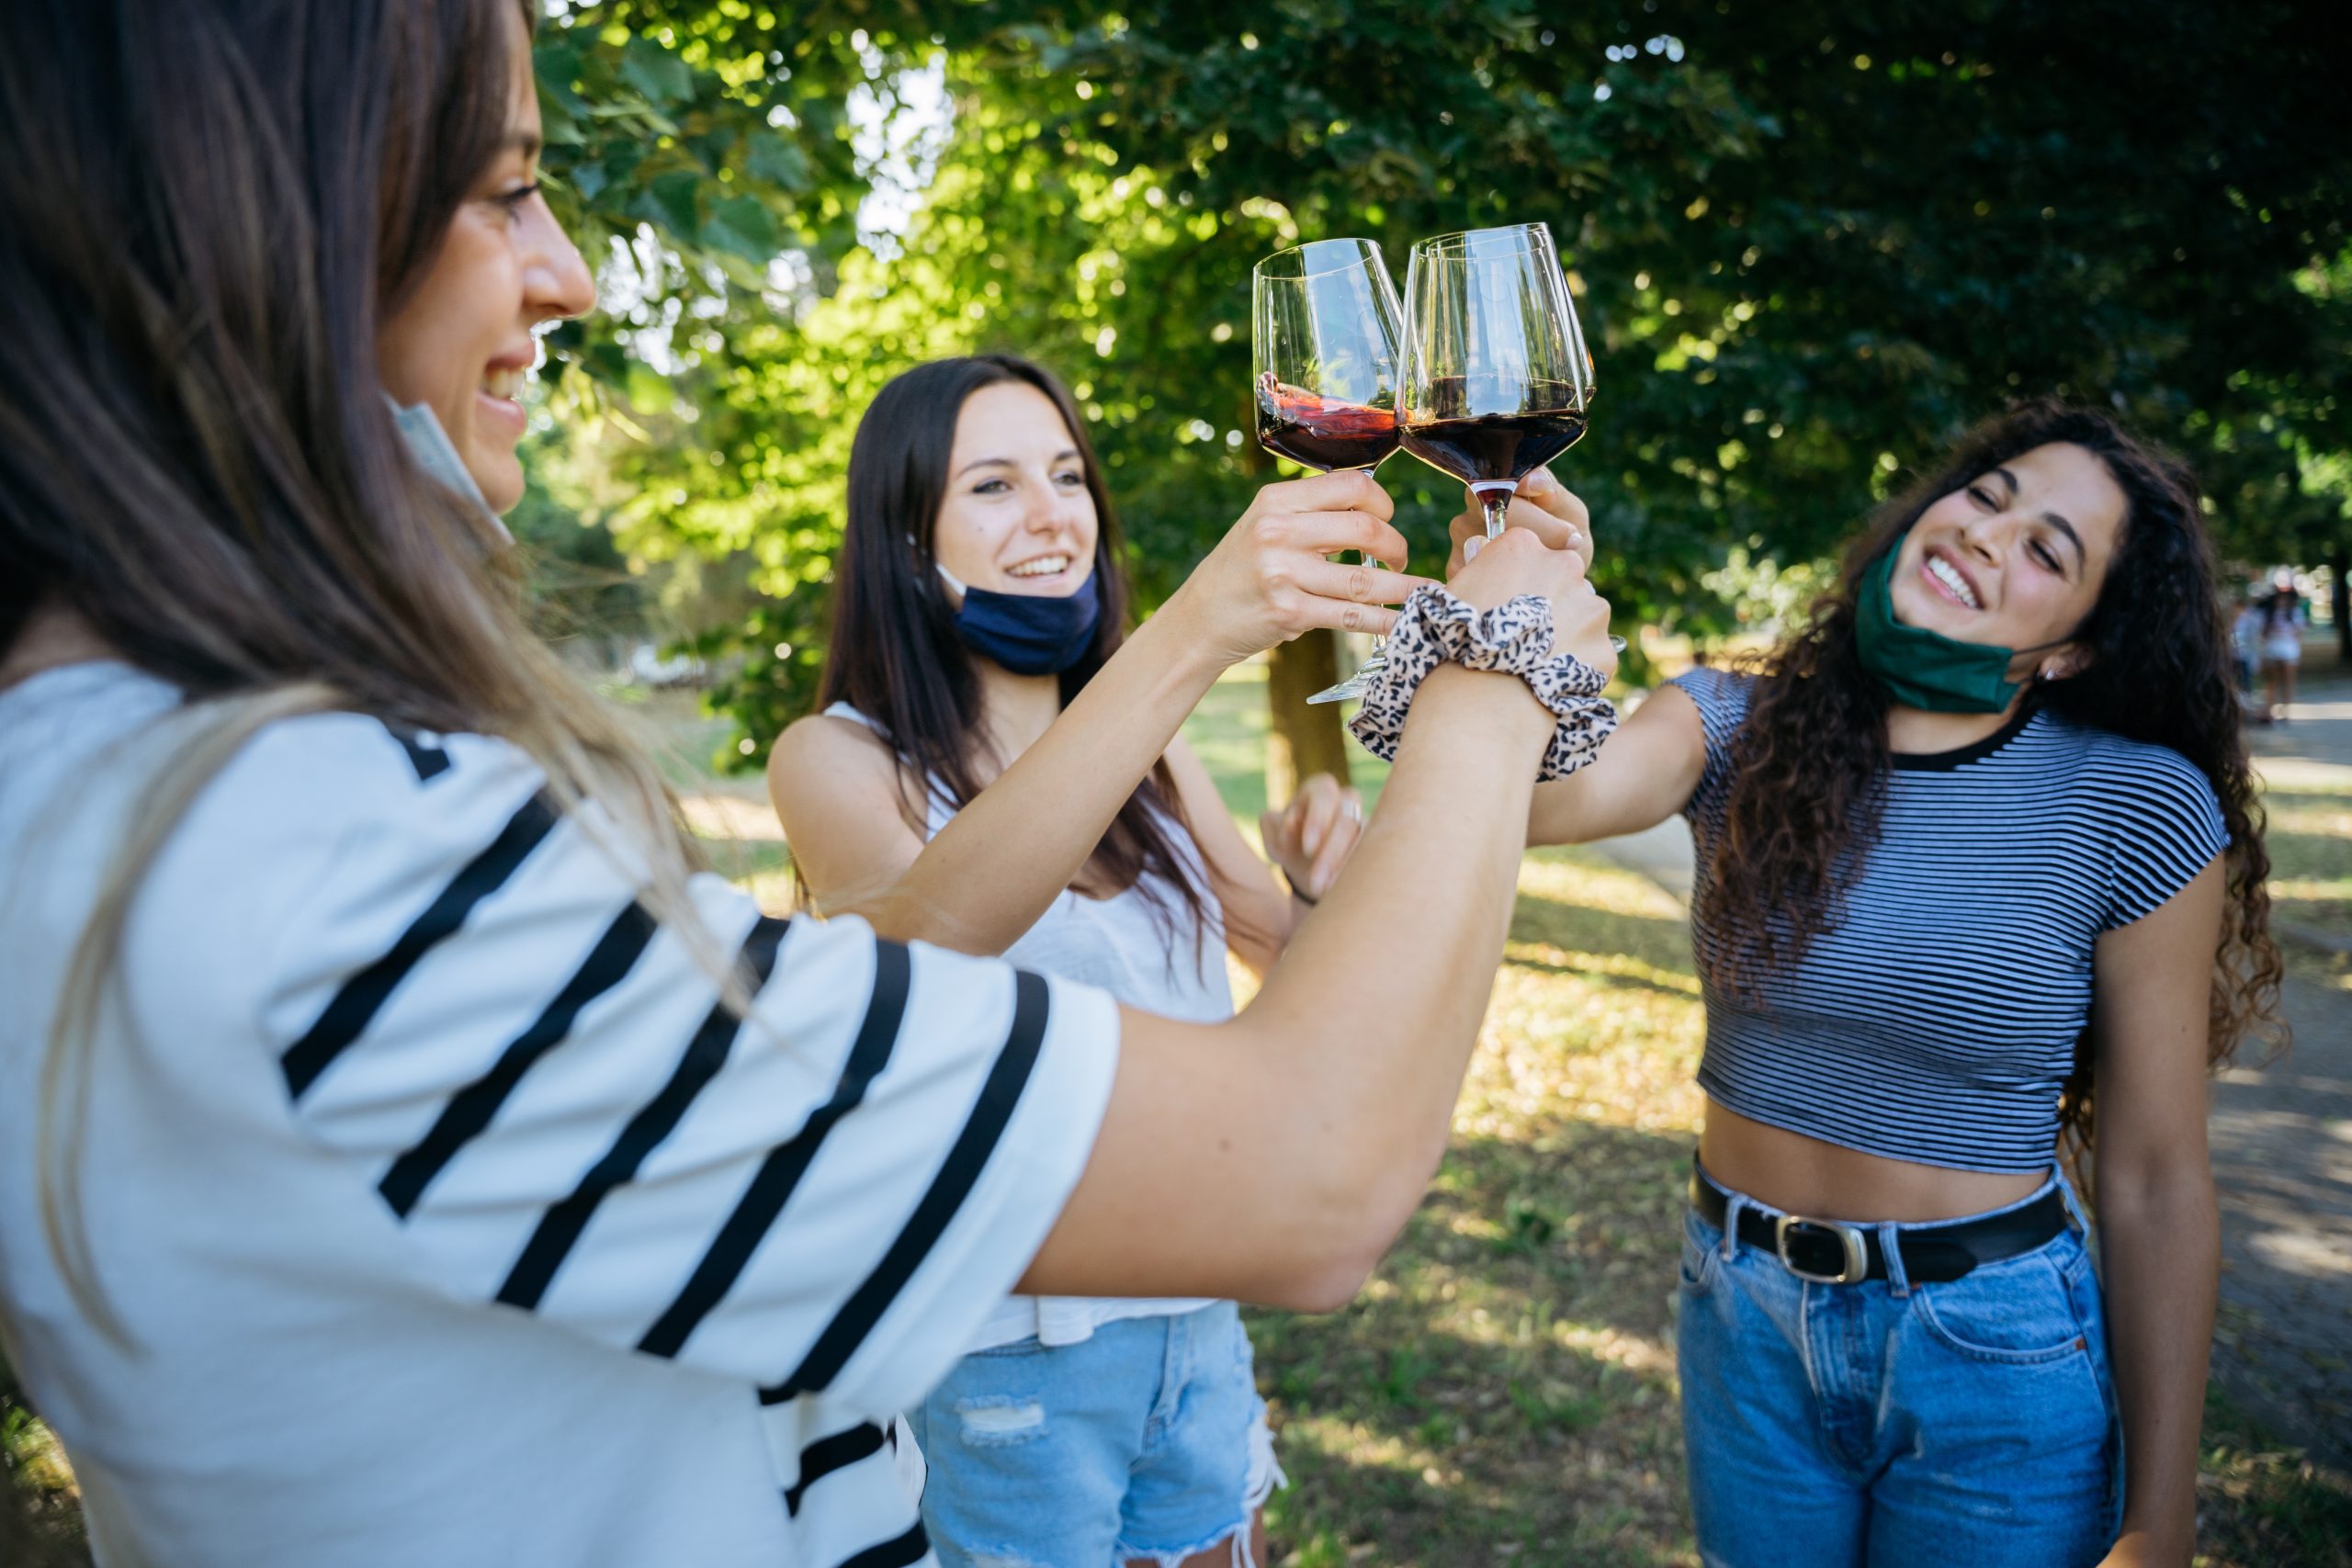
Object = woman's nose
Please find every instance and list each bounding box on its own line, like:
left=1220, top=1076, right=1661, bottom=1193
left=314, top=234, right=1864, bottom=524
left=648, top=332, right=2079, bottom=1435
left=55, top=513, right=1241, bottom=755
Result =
left=1028, top=485, right=1081, bottom=531
left=523, top=201, right=597, bottom=324
left=1960, top=513, right=2018, bottom=561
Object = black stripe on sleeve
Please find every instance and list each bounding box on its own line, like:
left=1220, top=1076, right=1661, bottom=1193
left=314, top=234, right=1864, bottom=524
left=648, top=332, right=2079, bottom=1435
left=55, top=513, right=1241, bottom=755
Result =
left=834, top=1520, right=930, bottom=1568
left=782, top=1422, right=888, bottom=1517
left=386, top=724, right=452, bottom=781
left=636, top=940, right=914, bottom=1359
left=378, top=902, right=660, bottom=1218
left=763, top=967, right=1050, bottom=1403
left=496, top=917, right=792, bottom=1310
left=281, top=793, right=558, bottom=1102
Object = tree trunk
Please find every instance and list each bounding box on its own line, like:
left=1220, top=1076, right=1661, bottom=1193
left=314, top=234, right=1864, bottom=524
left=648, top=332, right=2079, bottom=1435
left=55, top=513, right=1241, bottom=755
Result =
left=1265, top=631, right=1352, bottom=807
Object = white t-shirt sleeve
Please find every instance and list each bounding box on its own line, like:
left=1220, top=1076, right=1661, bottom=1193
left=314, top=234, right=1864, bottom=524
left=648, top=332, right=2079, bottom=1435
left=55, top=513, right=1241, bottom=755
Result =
left=217, top=718, right=1119, bottom=1418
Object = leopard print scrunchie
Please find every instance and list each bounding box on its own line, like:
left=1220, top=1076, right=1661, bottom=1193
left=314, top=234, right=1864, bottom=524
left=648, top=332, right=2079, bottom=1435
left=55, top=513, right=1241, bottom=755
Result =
left=1347, top=584, right=1618, bottom=781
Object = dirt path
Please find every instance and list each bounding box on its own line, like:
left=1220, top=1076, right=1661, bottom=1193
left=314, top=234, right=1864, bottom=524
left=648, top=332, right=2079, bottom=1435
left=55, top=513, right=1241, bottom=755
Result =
left=2220, top=658, right=2352, bottom=1464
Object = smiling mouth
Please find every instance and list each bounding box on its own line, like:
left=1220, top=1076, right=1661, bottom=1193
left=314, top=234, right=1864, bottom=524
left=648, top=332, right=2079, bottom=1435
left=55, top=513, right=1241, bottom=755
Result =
left=481, top=366, right=524, bottom=401
left=1007, top=554, right=1073, bottom=579
left=1925, top=554, right=1982, bottom=610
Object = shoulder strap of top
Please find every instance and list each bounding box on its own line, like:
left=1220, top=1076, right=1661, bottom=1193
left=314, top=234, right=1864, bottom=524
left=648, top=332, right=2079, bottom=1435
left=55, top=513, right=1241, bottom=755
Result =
left=822, top=702, right=954, bottom=839
left=823, top=700, right=881, bottom=732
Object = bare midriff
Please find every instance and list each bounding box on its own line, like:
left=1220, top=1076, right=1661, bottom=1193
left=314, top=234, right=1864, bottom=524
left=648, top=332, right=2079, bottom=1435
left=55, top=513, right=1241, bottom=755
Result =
left=1698, top=1100, right=2046, bottom=1224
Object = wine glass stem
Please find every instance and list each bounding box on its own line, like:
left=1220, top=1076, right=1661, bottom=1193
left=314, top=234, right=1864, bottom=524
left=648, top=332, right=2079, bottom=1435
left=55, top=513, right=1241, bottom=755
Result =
left=1359, top=550, right=1388, bottom=666
left=1479, top=487, right=1513, bottom=539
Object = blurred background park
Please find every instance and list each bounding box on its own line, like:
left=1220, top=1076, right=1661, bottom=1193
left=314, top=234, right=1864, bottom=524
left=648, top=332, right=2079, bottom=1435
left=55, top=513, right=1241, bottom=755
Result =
left=8, top=1, right=2352, bottom=1562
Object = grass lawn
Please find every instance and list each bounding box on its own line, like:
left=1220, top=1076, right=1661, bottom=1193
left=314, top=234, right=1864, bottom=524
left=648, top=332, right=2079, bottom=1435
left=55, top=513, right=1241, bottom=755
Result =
left=6, top=667, right=2349, bottom=1565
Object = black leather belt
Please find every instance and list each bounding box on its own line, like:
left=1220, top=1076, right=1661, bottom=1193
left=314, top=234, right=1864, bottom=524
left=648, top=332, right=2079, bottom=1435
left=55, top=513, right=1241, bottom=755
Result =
left=1689, top=1163, right=2074, bottom=1285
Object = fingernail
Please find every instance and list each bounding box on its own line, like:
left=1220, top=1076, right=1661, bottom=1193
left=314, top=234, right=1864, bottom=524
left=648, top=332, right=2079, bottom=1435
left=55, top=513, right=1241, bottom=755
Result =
left=1464, top=536, right=1483, bottom=562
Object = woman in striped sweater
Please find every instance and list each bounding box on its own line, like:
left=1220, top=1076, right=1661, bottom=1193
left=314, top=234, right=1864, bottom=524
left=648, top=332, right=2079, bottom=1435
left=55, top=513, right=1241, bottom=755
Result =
left=1474, top=407, right=2280, bottom=1568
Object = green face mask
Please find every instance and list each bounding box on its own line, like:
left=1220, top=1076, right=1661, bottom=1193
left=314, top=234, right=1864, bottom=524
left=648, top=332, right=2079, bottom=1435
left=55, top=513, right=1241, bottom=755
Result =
left=1854, top=547, right=2038, bottom=714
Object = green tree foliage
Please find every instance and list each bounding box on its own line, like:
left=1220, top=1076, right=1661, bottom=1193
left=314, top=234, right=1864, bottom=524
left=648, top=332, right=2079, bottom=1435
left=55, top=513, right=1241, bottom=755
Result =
left=537, top=0, right=2352, bottom=769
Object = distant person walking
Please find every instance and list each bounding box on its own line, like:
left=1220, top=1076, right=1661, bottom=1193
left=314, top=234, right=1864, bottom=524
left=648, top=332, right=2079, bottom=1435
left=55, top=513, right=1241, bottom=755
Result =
left=2230, top=588, right=2265, bottom=712
left=2259, top=569, right=2306, bottom=721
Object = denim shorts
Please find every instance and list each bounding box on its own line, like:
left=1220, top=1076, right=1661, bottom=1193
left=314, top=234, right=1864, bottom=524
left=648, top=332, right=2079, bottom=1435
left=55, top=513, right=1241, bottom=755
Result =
left=904, top=1300, right=1283, bottom=1568
left=1676, top=1169, right=2125, bottom=1568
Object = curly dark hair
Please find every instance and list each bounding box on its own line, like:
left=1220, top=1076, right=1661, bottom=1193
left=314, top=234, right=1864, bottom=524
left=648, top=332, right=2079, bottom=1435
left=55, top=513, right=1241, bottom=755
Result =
left=1699, top=400, right=2285, bottom=1161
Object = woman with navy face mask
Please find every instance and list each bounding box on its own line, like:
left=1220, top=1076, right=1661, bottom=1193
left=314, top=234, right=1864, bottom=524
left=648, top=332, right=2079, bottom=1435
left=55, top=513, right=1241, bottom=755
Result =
left=1468, top=403, right=2284, bottom=1568
left=767, top=355, right=1427, bottom=1568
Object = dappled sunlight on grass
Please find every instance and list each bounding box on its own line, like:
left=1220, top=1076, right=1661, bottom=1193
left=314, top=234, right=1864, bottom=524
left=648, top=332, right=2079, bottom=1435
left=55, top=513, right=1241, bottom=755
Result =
left=1515, top=851, right=1688, bottom=925
left=1234, top=820, right=1708, bottom=1562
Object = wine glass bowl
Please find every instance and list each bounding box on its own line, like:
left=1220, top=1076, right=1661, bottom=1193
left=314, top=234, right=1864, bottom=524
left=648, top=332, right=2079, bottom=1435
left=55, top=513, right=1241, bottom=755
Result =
left=1399, top=222, right=1618, bottom=655
left=1251, top=239, right=1406, bottom=704
left=1399, top=223, right=1596, bottom=536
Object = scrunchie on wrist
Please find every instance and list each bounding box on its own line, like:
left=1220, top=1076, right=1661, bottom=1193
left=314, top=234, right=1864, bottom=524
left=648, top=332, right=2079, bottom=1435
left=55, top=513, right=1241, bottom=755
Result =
left=1347, top=584, right=1618, bottom=782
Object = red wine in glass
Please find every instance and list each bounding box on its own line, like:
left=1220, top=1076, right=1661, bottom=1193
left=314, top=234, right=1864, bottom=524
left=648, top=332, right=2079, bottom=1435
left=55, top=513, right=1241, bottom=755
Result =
left=1256, top=375, right=1399, bottom=472
left=1396, top=376, right=1588, bottom=496
left=1252, top=238, right=1407, bottom=705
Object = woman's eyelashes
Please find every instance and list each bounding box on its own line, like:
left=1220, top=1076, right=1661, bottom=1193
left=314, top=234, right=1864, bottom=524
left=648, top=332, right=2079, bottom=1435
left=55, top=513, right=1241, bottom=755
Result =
left=970, top=469, right=1085, bottom=497
left=492, top=181, right=542, bottom=219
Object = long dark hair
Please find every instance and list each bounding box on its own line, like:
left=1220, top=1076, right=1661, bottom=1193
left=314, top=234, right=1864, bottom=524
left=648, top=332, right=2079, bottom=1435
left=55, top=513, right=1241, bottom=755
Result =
left=1700, top=400, right=2284, bottom=1161
left=2, top=0, right=712, bottom=1327
left=813, top=355, right=1212, bottom=942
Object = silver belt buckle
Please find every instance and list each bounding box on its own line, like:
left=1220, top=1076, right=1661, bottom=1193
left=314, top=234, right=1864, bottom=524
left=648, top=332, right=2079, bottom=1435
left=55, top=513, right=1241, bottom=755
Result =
left=1775, top=1213, right=1870, bottom=1284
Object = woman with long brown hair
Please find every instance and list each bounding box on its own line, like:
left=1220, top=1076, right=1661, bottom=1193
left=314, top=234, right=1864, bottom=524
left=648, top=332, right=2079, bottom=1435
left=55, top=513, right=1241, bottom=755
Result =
left=1475, top=407, right=2280, bottom=1568
left=770, top=354, right=1392, bottom=1568
left=0, top=2, right=1616, bottom=1563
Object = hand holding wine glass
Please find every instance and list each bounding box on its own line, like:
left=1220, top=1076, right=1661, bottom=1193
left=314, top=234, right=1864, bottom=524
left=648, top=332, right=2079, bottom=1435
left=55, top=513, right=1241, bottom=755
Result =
left=1252, top=238, right=1408, bottom=704
left=1446, top=468, right=1596, bottom=578
left=1447, top=525, right=1619, bottom=683
left=1158, top=469, right=1428, bottom=670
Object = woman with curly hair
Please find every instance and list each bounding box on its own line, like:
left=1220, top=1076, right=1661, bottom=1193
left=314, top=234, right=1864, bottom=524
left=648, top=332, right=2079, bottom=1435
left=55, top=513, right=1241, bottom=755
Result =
left=1463, top=406, right=2281, bottom=1568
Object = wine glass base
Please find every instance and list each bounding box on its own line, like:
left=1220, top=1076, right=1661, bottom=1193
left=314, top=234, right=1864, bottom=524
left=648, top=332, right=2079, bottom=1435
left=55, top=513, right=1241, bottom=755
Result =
left=1307, top=649, right=1393, bottom=705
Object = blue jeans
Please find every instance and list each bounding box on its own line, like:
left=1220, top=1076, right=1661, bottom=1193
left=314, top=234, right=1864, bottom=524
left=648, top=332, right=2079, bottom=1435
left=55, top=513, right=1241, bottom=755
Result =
left=905, top=1301, right=1282, bottom=1568
left=1676, top=1171, right=2124, bottom=1568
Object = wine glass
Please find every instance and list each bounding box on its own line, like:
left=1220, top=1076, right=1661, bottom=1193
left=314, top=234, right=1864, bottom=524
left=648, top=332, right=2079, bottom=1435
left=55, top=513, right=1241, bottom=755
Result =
left=1252, top=238, right=1405, bottom=705
left=1399, top=222, right=1616, bottom=650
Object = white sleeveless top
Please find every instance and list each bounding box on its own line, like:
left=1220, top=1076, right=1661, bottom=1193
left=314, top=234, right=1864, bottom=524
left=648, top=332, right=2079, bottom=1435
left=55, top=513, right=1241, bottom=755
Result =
left=826, top=703, right=1232, bottom=1348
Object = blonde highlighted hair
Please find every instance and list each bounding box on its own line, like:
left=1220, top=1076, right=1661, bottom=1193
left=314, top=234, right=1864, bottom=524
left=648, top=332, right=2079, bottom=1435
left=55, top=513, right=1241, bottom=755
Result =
left=1, top=0, right=733, bottom=1335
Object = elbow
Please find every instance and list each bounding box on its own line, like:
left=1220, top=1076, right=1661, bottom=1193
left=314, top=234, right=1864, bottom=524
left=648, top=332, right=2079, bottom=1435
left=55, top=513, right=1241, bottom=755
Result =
left=1254, top=1238, right=1385, bottom=1314
left=1250, top=1169, right=1423, bottom=1314
left=2096, top=1159, right=2217, bottom=1227
left=1270, top=1259, right=1378, bottom=1315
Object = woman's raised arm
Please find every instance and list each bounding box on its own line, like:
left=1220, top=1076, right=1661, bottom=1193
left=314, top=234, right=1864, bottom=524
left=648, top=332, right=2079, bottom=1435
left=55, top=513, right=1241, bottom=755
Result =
left=771, top=469, right=1425, bottom=956
left=1023, top=525, right=1618, bottom=1306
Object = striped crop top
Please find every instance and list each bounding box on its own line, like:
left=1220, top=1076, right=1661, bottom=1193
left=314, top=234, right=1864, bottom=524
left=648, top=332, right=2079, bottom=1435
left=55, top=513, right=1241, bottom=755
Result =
left=1671, top=666, right=2229, bottom=1173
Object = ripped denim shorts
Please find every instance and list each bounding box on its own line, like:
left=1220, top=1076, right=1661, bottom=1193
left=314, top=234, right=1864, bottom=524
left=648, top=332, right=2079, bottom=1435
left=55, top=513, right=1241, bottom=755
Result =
left=903, top=1300, right=1283, bottom=1568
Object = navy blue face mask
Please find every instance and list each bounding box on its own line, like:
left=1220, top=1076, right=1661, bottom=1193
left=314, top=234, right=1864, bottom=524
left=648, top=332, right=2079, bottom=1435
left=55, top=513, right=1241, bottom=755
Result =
left=936, top=561, right=1102, bottom=676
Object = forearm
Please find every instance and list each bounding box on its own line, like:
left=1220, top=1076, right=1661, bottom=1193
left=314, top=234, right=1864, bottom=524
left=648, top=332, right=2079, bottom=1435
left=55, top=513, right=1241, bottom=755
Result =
left=1238, top=666, right=1551, bottom=1261
left=1527, top=770, right=1609, bottom=845
left=856, top=609, right=1222, bottom=953
left=1221, top=885, right=1303, bottom=980
left=2098, top=1165, right=2219, bottom=1563
left=1523, top=685, right=1700, bottom=847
